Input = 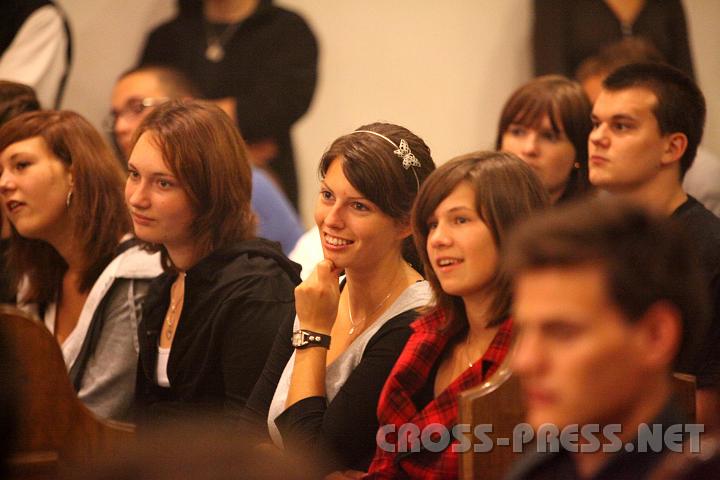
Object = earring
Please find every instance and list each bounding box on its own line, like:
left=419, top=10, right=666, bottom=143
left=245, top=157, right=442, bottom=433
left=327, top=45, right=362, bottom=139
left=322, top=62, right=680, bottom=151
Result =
left=66, top=190, right=73, bottom=207
left=574, top=162, right=581, bottom=169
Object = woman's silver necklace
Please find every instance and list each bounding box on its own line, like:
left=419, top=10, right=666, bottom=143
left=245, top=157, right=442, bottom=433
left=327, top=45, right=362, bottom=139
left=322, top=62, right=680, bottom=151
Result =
left=204, top=21, right=241, bottom=62
left=165, top=272, right=186, bottom=340
left=464, top=334, right=475, bottom=368
left=347, top=289, right=393, bottom=335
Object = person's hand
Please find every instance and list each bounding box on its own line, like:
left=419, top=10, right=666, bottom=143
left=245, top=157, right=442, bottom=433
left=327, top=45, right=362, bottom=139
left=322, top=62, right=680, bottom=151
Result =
left=294, top=259, right=341, bottom=334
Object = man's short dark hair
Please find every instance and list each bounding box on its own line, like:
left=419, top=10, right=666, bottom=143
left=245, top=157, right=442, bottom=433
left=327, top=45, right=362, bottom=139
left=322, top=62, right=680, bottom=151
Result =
left=505, top=197, right=709, bottom=372
left=603, top=62, right=706, bottom=178
left=119, top=64, right=201, bottom=98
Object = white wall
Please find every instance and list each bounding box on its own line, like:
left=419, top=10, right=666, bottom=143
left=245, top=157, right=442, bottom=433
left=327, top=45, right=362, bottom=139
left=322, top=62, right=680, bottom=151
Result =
left=55, top=0, right=720, bottom=225
left=57, top=0, right=176, bottom=130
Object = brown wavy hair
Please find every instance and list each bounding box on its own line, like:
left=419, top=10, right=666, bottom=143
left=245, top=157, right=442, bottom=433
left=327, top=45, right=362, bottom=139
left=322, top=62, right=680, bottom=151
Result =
left=130, top=99, right=255, bottom=270
left=412, top=151, right=549, bottom=331
left=0, top=110, right=130, bottom=303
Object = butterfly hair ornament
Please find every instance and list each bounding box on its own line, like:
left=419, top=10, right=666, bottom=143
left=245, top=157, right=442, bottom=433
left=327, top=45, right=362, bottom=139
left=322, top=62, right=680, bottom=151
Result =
left=352, top=130, right=421, bottom=189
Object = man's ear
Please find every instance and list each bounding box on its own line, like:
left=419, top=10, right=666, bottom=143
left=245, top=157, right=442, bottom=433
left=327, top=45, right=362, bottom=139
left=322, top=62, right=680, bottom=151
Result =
left=635, top=300, right=682, bottom=370
left=661, top=132, right=688, bottom=167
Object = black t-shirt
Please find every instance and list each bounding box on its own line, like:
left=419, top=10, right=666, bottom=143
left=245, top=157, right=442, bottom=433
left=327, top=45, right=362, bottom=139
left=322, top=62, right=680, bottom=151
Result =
left=671, top=196, right=720, bottom=388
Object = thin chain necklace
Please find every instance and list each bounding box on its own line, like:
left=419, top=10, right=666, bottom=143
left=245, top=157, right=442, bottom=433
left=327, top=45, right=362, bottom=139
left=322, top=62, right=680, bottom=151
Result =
left=347, top=289, right=393, bottom=335
left=464, top=334, right=476, bottom=368
left=346, top=270, right=404, bottom=335
left=204, top=20, right=242, bottom=62
left=164, top=272, right=186, bottom=341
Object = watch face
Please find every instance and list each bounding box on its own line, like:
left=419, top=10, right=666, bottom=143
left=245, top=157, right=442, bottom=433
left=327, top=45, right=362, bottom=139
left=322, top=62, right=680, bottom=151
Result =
left=292, top=331, right=305, bottom=347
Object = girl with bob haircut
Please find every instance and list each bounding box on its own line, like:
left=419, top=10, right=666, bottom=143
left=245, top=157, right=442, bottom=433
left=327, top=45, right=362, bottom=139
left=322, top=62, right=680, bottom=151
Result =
left=243, top=123, right=435, bottom=474
left=496, top=75, right=592, bottom=204
left=366, top=151, right=548, bottom=478
left=0, top=110, right=162, bottom=421
left=126, top=100, right=301, bottom=421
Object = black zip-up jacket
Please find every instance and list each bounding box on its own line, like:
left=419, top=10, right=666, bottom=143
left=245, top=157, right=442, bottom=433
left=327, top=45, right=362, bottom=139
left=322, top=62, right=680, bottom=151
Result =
left=135, top=238, right=301, bottom=424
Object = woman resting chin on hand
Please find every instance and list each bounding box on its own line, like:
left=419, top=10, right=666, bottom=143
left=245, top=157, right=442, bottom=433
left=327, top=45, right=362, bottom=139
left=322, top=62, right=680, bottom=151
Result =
left=243, top=123, right=436, bottom=475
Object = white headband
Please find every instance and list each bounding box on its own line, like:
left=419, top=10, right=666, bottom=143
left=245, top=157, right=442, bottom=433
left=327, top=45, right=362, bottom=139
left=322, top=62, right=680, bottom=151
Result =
left=351, top=129, right=421, bottom=189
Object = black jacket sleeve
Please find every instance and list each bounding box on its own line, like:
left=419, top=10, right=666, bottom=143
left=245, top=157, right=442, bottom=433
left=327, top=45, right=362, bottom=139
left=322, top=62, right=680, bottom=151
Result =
left=273, top=311, right=417, bottom=473
left=221, top=297, right=295, bottom=415
left=665, top=0, right=695, bottom=80
left=532, top=0, right=571, bottom=76
left=240, top=311, right=295, bottom=437
left=231, top=13, right=318, bottom=142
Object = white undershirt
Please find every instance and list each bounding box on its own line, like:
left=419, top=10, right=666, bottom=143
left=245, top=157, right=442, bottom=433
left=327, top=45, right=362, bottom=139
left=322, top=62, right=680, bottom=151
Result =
left=156, top=346, right=171, bottom=387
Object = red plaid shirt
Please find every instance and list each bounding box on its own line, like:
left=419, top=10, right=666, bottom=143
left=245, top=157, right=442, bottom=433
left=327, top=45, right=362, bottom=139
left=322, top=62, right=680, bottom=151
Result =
left=366, top=309, right=513, bottom=479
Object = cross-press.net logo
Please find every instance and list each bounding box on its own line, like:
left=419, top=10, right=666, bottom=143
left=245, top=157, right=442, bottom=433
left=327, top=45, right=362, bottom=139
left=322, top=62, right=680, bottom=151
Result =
left=377, top=423, right=705, bottom=454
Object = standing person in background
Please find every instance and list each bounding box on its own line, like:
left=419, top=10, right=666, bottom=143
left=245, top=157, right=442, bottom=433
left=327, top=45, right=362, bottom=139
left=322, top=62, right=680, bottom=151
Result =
left=0, top=0, right=71, bottom=108
left=0, top=110, right=162, bottom=421
left=0, top=81, right=41, bottom=304
left=128, top=100, right=301, bottom=424
left=108, top=65, right=304, bottom=253
left=139, top=0, right=318, bottom=208
left=496, top=75, right=592, bottom=205
left=533, top=0, right=694, bottom=80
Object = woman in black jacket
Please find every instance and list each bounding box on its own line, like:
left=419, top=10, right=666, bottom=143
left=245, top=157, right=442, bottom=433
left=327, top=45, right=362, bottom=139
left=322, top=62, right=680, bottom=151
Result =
left=126, top=99, right=301, bottom=423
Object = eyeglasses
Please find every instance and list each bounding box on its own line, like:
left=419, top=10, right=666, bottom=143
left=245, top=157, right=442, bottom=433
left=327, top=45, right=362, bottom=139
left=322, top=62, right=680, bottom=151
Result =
left=103, top=97, right=169, bottom=131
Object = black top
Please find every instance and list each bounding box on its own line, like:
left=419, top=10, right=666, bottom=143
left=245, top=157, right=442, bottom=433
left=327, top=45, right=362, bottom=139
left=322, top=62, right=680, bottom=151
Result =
left=0, top=0, right=52, bottom=52
left=0, top=238, right=14, bottom=303
left=671, top=196, right=720, bottom=389
left=242, top=309, right=420, bottom=474
left=0, top=0, right=72, bottom=108
left=135, top=239, right=301, bottom=424
left=506, top=400, right=687, bottom=480
left=533, top=0, right=695, bottom=79
left=139, top=0, right=318, bottom=207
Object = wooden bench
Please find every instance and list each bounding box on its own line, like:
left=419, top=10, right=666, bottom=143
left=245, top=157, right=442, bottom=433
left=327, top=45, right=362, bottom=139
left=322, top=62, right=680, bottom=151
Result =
left=0, top=305, right=135, bottom=480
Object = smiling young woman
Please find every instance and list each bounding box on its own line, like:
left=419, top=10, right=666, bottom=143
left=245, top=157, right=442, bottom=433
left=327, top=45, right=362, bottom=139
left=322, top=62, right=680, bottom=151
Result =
left=0, top=110, right=162, bottom=421
left=126, top=99, right=301, bottom=424
left=365, top=151, right=548, bottom=478
left=242, top=123, right=436, bottom=474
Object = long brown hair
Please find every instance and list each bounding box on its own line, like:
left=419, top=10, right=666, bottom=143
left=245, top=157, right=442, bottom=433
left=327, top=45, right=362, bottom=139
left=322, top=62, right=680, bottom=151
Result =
left=496, top=75, right=592, bottom=203
left=412, top=151, right=548, bottom=330
left=0, top=110, right=130, bottom=303
left=131, top=100, right=255, bottom=269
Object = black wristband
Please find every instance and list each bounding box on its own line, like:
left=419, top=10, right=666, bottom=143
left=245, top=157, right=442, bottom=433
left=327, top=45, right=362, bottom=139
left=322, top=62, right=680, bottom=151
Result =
left=291, top=329, right=331, bottom=349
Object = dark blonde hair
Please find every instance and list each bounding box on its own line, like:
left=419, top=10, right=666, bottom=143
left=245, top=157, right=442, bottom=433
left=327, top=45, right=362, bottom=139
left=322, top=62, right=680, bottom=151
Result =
left=0, top=110, right=130, bottom=303
left=496, top=75, right=592, bottom=203
left=131, top=100, right=255, bottom=269
left=318, top=123, right=436, bottom=269
left=412, top=151, right=548, bottom=330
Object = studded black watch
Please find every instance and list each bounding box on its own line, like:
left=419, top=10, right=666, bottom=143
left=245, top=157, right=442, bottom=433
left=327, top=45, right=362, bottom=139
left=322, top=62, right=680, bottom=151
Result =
left=291, top=329, right=331, bottom=349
